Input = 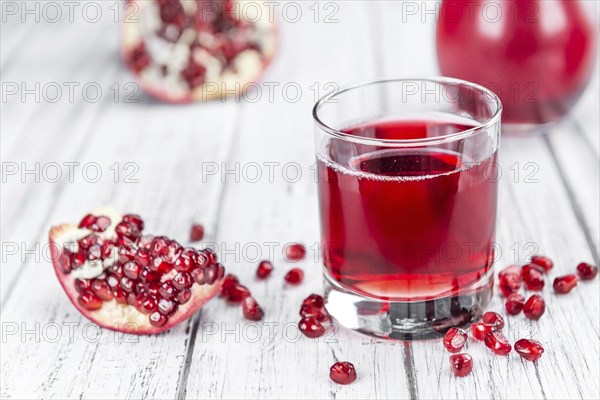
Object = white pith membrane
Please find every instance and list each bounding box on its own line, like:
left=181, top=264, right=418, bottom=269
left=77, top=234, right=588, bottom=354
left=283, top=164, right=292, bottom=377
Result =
left=49, top=207, right=222, bottom=334
left=121, top=0, right=277, bottom=102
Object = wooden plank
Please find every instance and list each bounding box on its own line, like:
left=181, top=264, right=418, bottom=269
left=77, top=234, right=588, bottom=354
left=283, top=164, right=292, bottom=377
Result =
left=182, top=2, right=412, bottom=398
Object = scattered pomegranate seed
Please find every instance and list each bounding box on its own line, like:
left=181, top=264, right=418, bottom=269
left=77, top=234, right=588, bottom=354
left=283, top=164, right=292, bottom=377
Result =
left=300, top=294, right=329, bottom=322
left=449, top=353, right=473, bottom=377
left=514, top=339, right=544, bottom=361
left=499, top=273, right=521, bottom=296
left=470, top=322, right=492, bottom=340
left=298, top=316, right=325, bottom=338
left=553, top=274, right=578, bottom=294
left=285, top=243, right=306, bottom=261
left=522, top=265, right=545, bottom=291
left=523, top=294, right=545, bottom=320
left=284, top=268, right=304, bottom=285
left=505, top=293, right=525, bottom=315
left=228, top=283, right=251, bottom=302
left=256, top=260, right=274, bottom=279
left=242, top=297, right=264, bottom=321
left=329, top=362, right=357, bottom=385
left=443, top=327, right=468, bottom=353
left=576, top=262, right=598, bottom=280
left=189, top=224, right=204, bottom=242
left=482, top=311, right=504, bottom=330
left=220, top=274, right=239, bottom=297
left=484, top=331, right=512, bottom=355
left=531, top=255, right=553, bottom=272
left=498, top=265, right=523, bottom=280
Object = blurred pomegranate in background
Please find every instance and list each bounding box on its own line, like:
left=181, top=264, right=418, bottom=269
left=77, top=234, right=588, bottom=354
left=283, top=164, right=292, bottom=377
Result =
left=436, top=0, right=598, bottom=133
left=122, top=0, right=277, bottom=103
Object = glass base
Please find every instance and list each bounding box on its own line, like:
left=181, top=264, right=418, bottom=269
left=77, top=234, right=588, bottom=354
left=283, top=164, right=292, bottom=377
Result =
left=323, top=270, right=494, bottom=340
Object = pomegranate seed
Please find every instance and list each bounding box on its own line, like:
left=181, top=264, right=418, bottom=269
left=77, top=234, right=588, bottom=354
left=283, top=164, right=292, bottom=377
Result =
left=499, top=273, right=521, bottom=296
left=141, top=296, right=158, bottom=314
left=149, top=311, right=167, bottom=327
left=522, top=266, right=545, bottom=291
left=300, top=294, right=329, bottom=322
left=498, top=265, right=522, bottom=280
left=74, top=278, right=89, bottom=293
left=220, top=274, right=239, bottom=297
left=120, top=276, right=134, bottom=292
left=553, top=274, right=578, bottom=294
left=94, top=216, right=111, bottom=232
left=159, top=281, right=177, bottom=299
left=113, top=288, right=128, bottom=304
left=284, top=268, right=304, bottom=285
left=470, top=322, right=492, bottom=340
left=242, top=297, right=264, bottom=321
left=191, top=267, right=207, bottom=284
left=140, top=267, right=161, bottom=282
left=106, top=274, right=120, bottom=288
left=173, top=272, right=192, bottom=290
left=298, top=316, right=325, bottom=338
left=122, top=214, right=144, bottom=230
left=91, top=279, right=113, bottom=301
left=505, top=293, right=525, bottom=315
left=190, top=224, right=204, bottom=242
left=217, top=264, right=225, bottom=279
left=482, top=311, right=504, bottom=330
left=514, top=339, right=544, bottom=361
left=193, top=250, right=209, bottom=269
left=118, top=241, right=137, bottom=263
left=78, top=214, right=97, bottom=229
left=256, top=260, right=274, bottom=279
left=577, top=262, right=598, bottom=280
left=115, top=221, right=140, bottom=241
left=285, top=243, right=306, bottom=261
left=449, top=353, right=473, bottom=377
left=135, top=248, right=151, bottom=267
left=329, top=362, right=357, bottom=385
left=58, top=251, right=73, bottom=274
left=484, top=331, right=512, bottom=355
left=443, top=327, right=468, bottom=353
left=175, top=254, right=194, bottom=272
left=531, top=255, right=553, bottom=272
left=205, top=264, right=219, bottom=285
left=523, top=294, right=545, bottom=320
left=79, top=234, right=100, bottom=250
left=165, top=241, right=183, bottom=263
left=123, top=261, right=142, bottom=279
left=228, top=284, right=251, bottom=302
left=150, top=236, right=169, bottom=257
left=78, top=290, right=103, bottom=310
left=151, top=257, right=173, bottom=274
left=158, top=298, right=176, bottom=315
left=176, top=289, right=191, bottom=304
left=146, top=283, right=161, bottom=297
left=204, top=248, right=218, bottom=265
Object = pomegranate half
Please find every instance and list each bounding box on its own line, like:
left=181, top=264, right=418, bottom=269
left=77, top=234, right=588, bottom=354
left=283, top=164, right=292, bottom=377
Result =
left=49, top=208, right=223, bottom=334
left=121, top=0, right=277, bottom=103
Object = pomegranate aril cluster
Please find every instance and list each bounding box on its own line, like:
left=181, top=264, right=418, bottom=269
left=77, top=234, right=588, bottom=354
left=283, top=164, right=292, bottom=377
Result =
left=298, top=294, right=330, bottom=338
left=63, top=213, right=225, bottom=327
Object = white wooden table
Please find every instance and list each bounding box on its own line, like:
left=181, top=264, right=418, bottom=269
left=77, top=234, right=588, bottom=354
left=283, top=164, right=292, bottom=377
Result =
left=1, top=1, right=599, bottom=399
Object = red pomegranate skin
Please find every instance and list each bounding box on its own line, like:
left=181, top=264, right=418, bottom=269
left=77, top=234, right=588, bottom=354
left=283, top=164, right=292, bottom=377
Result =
left=436, top=0, right=598, bottom=125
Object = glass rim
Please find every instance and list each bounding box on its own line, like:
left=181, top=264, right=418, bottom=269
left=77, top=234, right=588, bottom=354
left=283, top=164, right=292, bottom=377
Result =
left=312, top=77, right=503, bottom=147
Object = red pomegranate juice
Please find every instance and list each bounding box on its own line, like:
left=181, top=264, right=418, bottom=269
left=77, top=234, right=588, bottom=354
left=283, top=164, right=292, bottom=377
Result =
left=318, top=118, right=498, bottom=301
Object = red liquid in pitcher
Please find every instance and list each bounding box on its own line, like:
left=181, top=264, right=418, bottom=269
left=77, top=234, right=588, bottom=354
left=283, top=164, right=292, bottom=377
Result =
left=318, top=118, right=498, bottom=301
left=436, top=0, right=598, bottom=125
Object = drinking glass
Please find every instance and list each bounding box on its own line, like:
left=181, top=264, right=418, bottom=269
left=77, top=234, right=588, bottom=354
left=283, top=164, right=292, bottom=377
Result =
left=313, top=78, right=502, bottom=339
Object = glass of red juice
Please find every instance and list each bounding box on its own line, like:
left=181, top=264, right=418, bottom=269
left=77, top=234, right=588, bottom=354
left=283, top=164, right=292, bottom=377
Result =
left=313, top=78, right=502, bottom=339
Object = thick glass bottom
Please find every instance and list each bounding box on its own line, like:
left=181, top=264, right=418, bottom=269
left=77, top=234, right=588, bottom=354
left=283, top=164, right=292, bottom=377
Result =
left=323, top=269, right=493, bottom=340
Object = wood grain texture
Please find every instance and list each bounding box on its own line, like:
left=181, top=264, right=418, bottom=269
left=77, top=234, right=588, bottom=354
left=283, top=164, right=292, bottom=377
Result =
left=1, top=1, right=599, bottom=399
